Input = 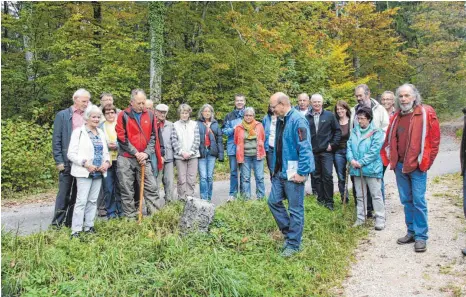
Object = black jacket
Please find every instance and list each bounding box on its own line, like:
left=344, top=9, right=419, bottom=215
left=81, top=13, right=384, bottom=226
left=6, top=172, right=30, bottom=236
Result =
left=461, top=107, right=466, bottom=176
left=306, top=109, right=341, bottom=154
left=198, top=119, right=224, bottom=161
left=52, top=107, right=74, bottom=166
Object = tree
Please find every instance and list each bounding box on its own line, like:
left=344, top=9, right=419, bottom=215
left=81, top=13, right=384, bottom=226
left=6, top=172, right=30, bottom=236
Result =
left=149, top=2, right=166, bottom=102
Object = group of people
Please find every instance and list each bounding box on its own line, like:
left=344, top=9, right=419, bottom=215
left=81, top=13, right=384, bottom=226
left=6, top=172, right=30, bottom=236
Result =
left=51, top=83, right=444, bottom=257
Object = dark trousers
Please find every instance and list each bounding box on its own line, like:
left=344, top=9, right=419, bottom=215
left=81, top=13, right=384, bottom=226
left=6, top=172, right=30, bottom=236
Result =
left=314, top=152, right=334, bottom=208
left=51, top=166, right=77, bottom=227
left=266, top=148, right=274, bottom=180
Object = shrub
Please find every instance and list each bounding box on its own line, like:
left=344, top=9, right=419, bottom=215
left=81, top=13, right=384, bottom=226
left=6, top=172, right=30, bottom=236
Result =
left=1, top=118, right=57, bottom=196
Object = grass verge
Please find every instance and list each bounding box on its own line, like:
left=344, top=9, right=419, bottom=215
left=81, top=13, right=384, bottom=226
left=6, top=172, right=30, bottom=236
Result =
left=2, top=197, right=366, bottom=297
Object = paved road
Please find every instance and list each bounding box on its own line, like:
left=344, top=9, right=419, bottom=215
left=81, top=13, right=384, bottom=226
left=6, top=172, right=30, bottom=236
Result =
left=1, top=136, right=460, bottom=235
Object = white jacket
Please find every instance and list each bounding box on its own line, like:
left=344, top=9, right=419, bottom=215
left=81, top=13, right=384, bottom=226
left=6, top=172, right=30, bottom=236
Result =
left=67, top=125, right=110, bottom=178
left=350, top=98, right=389, bottom=136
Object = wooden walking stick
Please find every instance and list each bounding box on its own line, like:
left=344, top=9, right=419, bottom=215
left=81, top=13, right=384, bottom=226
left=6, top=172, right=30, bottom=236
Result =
left=138, top=163, right=145, bottom=224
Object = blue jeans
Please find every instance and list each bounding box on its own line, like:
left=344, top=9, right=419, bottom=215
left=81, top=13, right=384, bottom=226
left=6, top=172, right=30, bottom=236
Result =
left=229, top=155, right=241, bottom=196
left=198, top=155, right=216, bottom=200
left=240, top=156, right=265, bottom=199
left=395, top=162, right=428, bottom=241
left=463, top=169, right=465, bottom=219
left=333, top=148, right=348, bottom=202
left=266, top=148, right=274, bottom=180
left=268, top=176, right=305, bottom=250
left=104, top=161, right=122, bottom=218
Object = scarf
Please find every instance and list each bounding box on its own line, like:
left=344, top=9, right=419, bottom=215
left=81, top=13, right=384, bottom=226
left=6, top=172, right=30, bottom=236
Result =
left=242, top=120, right=256, bottom=139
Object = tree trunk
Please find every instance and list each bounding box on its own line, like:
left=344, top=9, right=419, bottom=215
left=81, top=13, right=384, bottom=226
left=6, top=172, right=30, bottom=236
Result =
left=149, top=2, right=166, bottom=102
left=92, top=1, right=102, bottom=51
left=2, top=1, right=9, bottom=52
left=22, top=2, right=34, bottom=81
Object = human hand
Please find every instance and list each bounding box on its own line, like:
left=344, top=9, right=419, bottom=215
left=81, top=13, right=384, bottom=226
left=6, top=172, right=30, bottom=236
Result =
left=351, top=160, right=361, bottom=169
left=182, top=152, right=191, bottom=160
left=98, top=162, right=110, bottom=172
left=292, top=174, right=306, bottom=183
left=108, top=142, right=117, bottom=150
left=85, top=161, right=97, bottom=173
left=56, top=164, right=65, bottom=172
left=326, top=144, right=332, bottom=152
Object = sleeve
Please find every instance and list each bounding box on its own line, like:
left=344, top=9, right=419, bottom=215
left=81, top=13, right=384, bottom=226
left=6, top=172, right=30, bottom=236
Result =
left=222, top=114, right=235, bottom=136
left=171, top=124, right=182, bottom=155
left=358, top=130, right=384, bottom=166
left=216, top=124, right=224, bottom=161
left=52, top=112, right=64, bottom=165
left=158, top=127, right=165, bottom=157
left=116, top=112, right=139, bottom=156
left=427, top=108, right=441, bottom=168
left=143, top=127, right=156, bottom=156
left=380, top=107, right=390, bottom=134
left=296, top=118, right=314, bottom=176
left=190, top=122, right=200, bottom=156
left=346, top=132, right=355, bottom=163
left=100, top=131, right=111, bottom=164
left=330, top=113, right=341, bottom=149
left=67, top=129, right=82, bottom=166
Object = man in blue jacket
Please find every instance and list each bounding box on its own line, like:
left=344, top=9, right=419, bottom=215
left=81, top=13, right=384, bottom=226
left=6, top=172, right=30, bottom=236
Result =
left=268, top=92, right=315, bottom=257
left=222, top=94, right=246, bottom=200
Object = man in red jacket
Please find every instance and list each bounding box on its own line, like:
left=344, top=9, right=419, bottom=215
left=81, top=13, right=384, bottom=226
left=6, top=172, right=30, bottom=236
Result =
left=116, top=89, right=163, bottom=219
left=381, top=83, right=440, bottom=253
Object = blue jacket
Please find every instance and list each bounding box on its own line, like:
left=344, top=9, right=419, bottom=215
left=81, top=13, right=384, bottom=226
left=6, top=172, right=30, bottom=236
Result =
left=273, top=108, right=315, bottom=179
left=197, top=119, right=224, bottom=161
left=346, top=122, right=384, bottom=178
left=262, top=113, right=273, bottom=152
left=222, top=108, right=244, bottom=156
left=52, top=107, right=74, bottom=166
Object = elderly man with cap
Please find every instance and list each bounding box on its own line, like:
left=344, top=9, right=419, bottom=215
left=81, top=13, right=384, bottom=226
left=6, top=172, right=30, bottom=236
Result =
left=155, top=103, right=176, bottom=202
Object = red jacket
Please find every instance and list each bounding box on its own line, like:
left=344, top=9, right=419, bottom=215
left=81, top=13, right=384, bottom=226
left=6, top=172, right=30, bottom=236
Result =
left=381, top=104, right=440, bottom=173
left=234, top=120, right=266, bottom=163
left=116, top=107, right=155, bottom=159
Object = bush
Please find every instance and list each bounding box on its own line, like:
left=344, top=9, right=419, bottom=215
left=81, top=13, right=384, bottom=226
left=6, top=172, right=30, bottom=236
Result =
left=1, top=118, right=57, bottom=196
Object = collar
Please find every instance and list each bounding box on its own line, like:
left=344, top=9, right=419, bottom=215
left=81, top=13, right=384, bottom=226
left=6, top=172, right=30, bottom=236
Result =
left=72, top=106, right=84, bottom=115
left=312, top=109, right=323, bottom=116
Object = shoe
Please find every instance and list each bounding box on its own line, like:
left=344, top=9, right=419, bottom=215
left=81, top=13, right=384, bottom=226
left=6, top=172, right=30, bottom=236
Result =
left=374, top=219, right=385, bottom=231
left=414, top=240, right=427, bottom=253
left=98, top=209, right=107, bottom=217
left=281, top=247, right=299, bottom=258
left=326, top=204, right=334, bottom=211
left=84, top=227, right=97, bottom=234
left=352, top=220, right=365, bottom=227
left=227, top=196, right=235, bottom=202
left=366, top=211, right=373, bottom=219
left=70, top=232, right=81, bottom=239
left=397, top=234, right=415, bottom=245
left=462, top=248, right=466, bottom=256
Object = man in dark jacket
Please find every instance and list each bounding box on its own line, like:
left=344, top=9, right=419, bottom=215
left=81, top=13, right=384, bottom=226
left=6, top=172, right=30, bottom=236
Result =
left=306, top=93, right=341, bottom=210
left=461, top=107, right=466, bottom=256
left=115, top=89, right=163, bottom=219
left=51, top=88, right=90, bottom=228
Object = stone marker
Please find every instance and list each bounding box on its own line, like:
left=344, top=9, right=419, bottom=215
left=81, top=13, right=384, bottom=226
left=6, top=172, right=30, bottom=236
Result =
left=179, top=196, right=215, bottom=233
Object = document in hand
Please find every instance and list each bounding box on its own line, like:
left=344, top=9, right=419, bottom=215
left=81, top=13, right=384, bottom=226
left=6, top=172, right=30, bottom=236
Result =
left=286, top=161, right=298, bottom=181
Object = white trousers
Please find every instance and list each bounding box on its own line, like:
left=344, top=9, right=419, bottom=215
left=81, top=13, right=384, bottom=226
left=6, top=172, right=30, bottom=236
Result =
left=71, top=177, right=102, bottom=233
left=354, top=176, right=385, bottom=222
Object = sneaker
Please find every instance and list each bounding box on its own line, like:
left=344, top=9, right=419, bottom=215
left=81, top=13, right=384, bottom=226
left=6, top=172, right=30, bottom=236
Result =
left=374, top=219, right=385, bottom=231
left=84, top=227, right=97, bottom=234
left=397, top=234, right=415, bottom=245
left=227, top=196, right=235, bottom=202
left=281, top=247, right=299, bottom=258
left=414, top=240, right=427, bottom=253
left=352, top=220, right=365, bottom=227
left=70, top=232, right=81, bottom=239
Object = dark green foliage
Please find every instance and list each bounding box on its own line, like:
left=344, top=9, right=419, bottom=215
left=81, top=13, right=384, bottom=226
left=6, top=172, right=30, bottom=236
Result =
left=1, top=199, right=366, bottom=296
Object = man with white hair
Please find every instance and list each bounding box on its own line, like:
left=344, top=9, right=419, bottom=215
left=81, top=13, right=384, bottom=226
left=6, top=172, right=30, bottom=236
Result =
left=155, top=103, right=175, bottom=202
left=295, top=93, right=311, bottom=117
left=51, top=88, right=91, bottom=228
left=381, top=83, right=440, bottom=253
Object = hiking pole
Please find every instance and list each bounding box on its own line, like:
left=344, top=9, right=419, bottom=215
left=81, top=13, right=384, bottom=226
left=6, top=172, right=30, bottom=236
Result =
left=138, top=163, right=145, bottom=224
left=343, top=162, right=350, bottom=210
left=359, top=168, right=367, bottom=221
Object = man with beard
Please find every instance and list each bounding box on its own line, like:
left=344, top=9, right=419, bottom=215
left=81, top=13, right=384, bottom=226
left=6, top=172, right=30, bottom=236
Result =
left=381, top=83, right=440, bottom=253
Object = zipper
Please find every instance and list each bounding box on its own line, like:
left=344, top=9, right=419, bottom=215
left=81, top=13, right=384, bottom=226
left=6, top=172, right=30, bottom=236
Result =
left=402, top=114, right=415, bottom=174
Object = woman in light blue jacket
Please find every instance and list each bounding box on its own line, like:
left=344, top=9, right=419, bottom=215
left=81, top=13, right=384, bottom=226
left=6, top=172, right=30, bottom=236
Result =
left=347, top=107, right=385, bottom=230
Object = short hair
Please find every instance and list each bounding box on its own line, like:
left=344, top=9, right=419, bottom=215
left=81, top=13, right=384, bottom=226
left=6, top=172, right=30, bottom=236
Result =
left=83, top=105, right=102, bottom=121
left=310, top=93, right=323, bottom=101
left=178, top=103, right=192, bottom=115
left=381, top=91, right=395, bottom=100
left=355, top=84, right=370, bottom=96
left=334, top=100, right=351, bottom=120
left=73, top=88, right=91, bottom=100
left=100, top=92, right=113, bottom=100
left=198, top=104, right=215, bottom=121
left=102, top=104, right=117, bottom=114
left=274, top=92, right=290, bottom=105
left=130, top=89, right=146, bottom=101
left=298, top=93, right=309, bottom=100
left=356, top=106, right=373, bottom=122
left=244, top=107, right=255, bottom=117
left=235, top=93, right=246, bottom=100
left=395, top=83, right=422, bottom=109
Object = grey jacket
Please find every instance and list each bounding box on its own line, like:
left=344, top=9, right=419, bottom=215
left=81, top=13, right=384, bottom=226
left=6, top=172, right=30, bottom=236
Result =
left=160, top=120, right=175, bottom=163
left=52, top=107, right=74, bottom=166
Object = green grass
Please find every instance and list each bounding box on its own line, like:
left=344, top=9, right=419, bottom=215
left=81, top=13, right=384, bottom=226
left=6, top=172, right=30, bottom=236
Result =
left=2, top=197, right=366, bottom=297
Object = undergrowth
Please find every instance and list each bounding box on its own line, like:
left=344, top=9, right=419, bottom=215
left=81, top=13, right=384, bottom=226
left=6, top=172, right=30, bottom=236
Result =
left=2, top=197, right=366, bottom=297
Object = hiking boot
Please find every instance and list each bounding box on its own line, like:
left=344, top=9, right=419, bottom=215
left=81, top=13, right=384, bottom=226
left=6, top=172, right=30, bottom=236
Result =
left=414, top=240, right=427, bottom=253
left=397, top=234, right=415, bottom=245
left=70, top=232, right=81, bottom=239
left=462, top=248, right=466, bottom=256
left=374, top=219, right=385, bottom=231
left=281, top=247, right=299, bottom=258
left=84, top=227, right=97, bottom=234
left=352, top=220, right=365, bottom=227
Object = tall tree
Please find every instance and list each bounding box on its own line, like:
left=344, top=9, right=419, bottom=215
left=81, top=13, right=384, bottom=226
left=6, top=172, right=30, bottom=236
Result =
left=149, top=2, right=166, bottom=102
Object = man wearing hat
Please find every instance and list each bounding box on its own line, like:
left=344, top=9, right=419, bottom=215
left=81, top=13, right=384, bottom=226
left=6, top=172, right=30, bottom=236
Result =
left=155, top=104, right=176, bottom=202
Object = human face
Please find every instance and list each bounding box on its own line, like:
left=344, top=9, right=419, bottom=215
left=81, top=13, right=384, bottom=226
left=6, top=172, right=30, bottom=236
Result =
left=311, top=97, right=323, bottom=113
left=180, top=110, right=190, bottom=121
left=336, top=105, right=348, bottom=119
left=381, top=94, right=394, bottom=111
left=355, top=88, right=370, bottom=107
left=244, top=112, right=254, bottom=124
left=202, top=107, right=212, bottom=121
left=104, top=109, right=116, bottom=123
left=145, top=101, right=154, bottom=112
left=87, top=112, right=101, bottom=129
left=398, top=86, right=415, bottom=112
left=74, top=95, right=90, bottom=112
left=269, top=96, right=279, bottom=115
left=100, top=95, right=113, bottom=108
left=357, top=115, right=370, bottom=129
left=156, top=110, right=167, bottom=121
left=298, top=95, right=310, bottom=111
left=235, top=96, right=245, bottom=110
left=130, top=93, right=146, bottom=113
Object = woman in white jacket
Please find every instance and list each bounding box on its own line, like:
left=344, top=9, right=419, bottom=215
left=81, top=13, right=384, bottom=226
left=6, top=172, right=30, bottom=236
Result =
left=68, top=105, right=110, bottom=238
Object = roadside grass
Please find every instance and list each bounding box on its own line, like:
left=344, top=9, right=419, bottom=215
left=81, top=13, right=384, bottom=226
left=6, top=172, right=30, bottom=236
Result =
left=2, top=196, right=366, bottom=297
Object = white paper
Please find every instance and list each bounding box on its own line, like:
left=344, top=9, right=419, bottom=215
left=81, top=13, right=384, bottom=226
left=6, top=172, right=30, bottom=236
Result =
left=286, top=161, right=298, bottom=181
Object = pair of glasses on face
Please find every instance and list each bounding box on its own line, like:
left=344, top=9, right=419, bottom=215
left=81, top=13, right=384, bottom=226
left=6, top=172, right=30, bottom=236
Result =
left=105, top=111, right=116, bottom=115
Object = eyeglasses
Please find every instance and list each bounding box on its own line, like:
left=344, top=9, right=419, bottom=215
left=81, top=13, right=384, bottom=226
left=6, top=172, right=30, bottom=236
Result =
left=270, top=102, right=281, bottom=109
left=105, top=111, right=116, bottom=115
left=244, top=114, right=254, bottom=117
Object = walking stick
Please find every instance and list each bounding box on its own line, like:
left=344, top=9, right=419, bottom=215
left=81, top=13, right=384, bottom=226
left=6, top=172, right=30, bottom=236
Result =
left=359, top=168, right=367, bottom=220
left=138, top=163, right=145, bottom=224
left=343, top=162, right=350, bottom=210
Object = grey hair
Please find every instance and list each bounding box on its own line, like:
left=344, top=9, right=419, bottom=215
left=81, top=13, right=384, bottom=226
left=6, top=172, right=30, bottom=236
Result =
left=274, top=92, right=290, bottom=105
left=310, top=93, right=323, bottom=101
left=83, top=104, right=102, bottom=121
left=395, top=83, right=422, bottom=109
left=381, top=91, right=395, bottom=99
left=297, top=93, right=309, bottom=100
left=198, top=104, right=215, bottom=121
left=178, top=103, right=192, bottom=115
left=100, top=92, right=113, bottom=99
left=73, top=88, right=91, bottom=100
left=130, top=89, right=146, bottom=101
left=355, top=84, right=370, bottom=96
left=244, top=107, right=255, bottom=117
